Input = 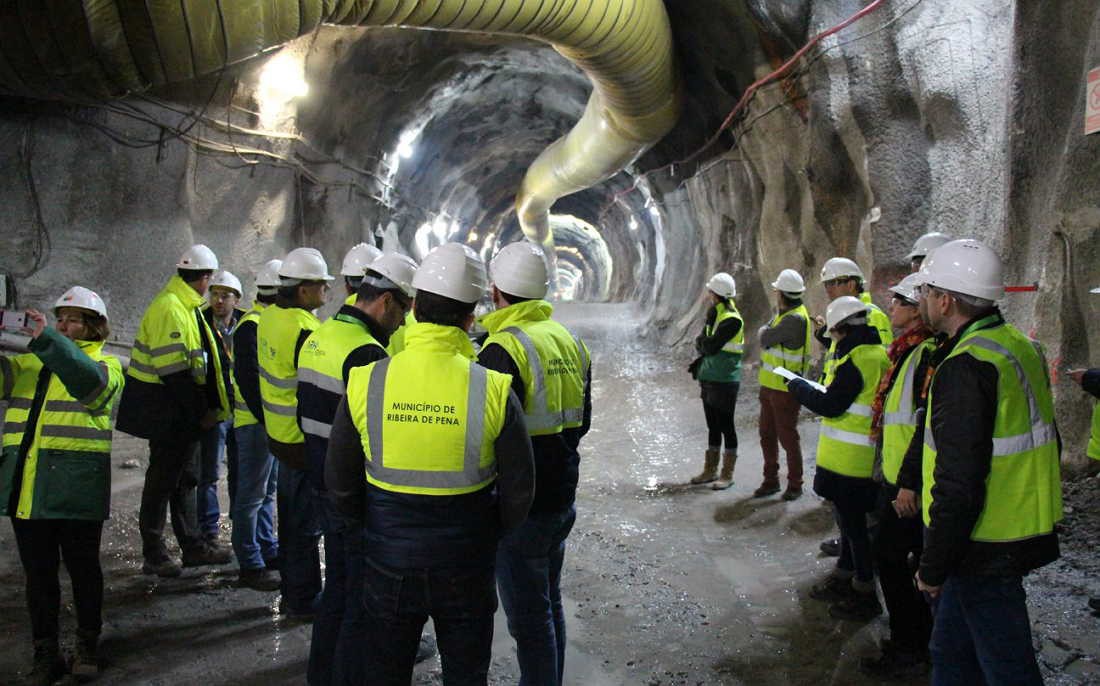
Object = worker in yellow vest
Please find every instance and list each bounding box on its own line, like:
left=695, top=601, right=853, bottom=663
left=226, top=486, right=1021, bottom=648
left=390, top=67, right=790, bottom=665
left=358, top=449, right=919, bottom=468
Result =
left=686, top=272, right=744, bottom=490
left=787, top=296, right=889, bottom=621
left=906, top=231, right=952, bottom=273
left=914, top=239, right=1061, bottom=684
left=859, top=272, right=936, bottom=676
left=755, top=269, right=813, bottom=500
left=1069, top=285, right=1100, bottom=613
left=326, top=242, right=534, bottom=686
left=339, top=242, right=382, bottom=306
left=257, top=247, right=332, bottom=618
left=116, top=244, right=232, bottom=578
left=1, top=287, right=122, bottom=683
left=298, top=252, right=417, bottom=685
left=478, top=241, right=591, bottom=685
left=230, top=259, right=283, bottom=591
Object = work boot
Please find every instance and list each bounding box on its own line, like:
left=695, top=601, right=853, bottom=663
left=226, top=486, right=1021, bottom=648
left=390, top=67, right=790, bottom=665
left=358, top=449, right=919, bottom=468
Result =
left=689, top=448, right=720, bottom=485
left=69, top=629, right=100, bottom=681
left=27, top=638, right=65, bottom=686
left=819, top=537, right=841, bottom=557
left=1089, top=597, right=1100, bottom=612
left=141, top=557, right=182, bottom=578
left=781, top=487, right=802, bottom=501
left=182, top=542, right=233, bottom=567
left=238, top=568, right=281, bottom=592
left=859, top=642, right=929, bottom=678
left=829, top=589, right=883, bottom=621
left=711, top=450, right=737, bottom=490
left=753, top=482, right=780, bottom=498
left=808, top=574, right=857, bottom=603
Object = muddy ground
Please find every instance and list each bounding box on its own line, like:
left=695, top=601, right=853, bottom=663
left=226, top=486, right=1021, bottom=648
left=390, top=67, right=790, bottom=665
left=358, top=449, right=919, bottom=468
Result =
left=1, top=303, right=1098, bottom=684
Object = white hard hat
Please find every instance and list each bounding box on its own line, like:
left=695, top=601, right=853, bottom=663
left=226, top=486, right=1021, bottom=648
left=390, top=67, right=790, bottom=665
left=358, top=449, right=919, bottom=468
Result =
left=821, top=257, right=864, bottom=283
left=256, top=259, right=283, bottom=288
left=1091, top=287, right=1100, bottom=294
left=919, top=239, right=1004, bottom=302
left=365, top=252, right=418, bottom=298
left=412, top=243, right=487, bottom=304
left=279, top=248, right=334, bottom=284
left=826, top=295, right=869, bottom=330
left=491, top=242, right=549, bottom=299
left=906, top=231, right=953, bottom=261
left=889, top=273, right=923, bottom=304
left=341, top=243, right=383, bottom=277
left=54, top=286, right=108, bottom=321
left=771, top=269, right=805, bottom=295
left=210, top=270, right=242, bottom=297
left=706, top=272, right=736, bottom=298
left=176, top=244, right=218, bottom=270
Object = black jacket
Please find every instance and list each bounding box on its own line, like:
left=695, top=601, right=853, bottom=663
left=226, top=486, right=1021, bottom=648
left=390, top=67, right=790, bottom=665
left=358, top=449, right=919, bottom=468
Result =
left=1083, top=368, right=1100, bottom=399
left=917, top=312, right=1060, bottom=586
left=478, top=340, right=592, bottom=514
left=325, top=387, right=535, bottom=570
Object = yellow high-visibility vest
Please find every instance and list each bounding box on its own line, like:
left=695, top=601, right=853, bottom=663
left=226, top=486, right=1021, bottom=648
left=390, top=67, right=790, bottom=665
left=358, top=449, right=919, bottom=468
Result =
left=257, top=304, right=320, bottom=444
left=759, top=304, right=812, bottom=391
left=816, top=343, right=889, bottom=478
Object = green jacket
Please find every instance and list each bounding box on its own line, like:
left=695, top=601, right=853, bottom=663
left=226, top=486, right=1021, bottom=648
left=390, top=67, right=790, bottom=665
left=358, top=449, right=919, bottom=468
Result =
left=0, top=328, right=123, bottom=520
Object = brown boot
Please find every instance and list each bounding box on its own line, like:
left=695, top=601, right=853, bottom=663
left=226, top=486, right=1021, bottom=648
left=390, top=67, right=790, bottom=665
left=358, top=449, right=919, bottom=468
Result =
left=690, top=448, right=720, bottom=484
left=711, top=450, right=737, bottom=490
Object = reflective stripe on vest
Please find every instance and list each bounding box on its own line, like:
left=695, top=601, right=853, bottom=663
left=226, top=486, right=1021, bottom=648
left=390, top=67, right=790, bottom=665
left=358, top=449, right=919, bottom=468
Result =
left=231, top=306, right=265, bottom=428
left=501, top=326, right=588, bottom=434
left=921, top=324, right=1062, bottom=541
left=257, top=305, right=320, bottom=444
left=815, top=344, right=889, bottom=478
left=364, top=358, right=496, bottom=490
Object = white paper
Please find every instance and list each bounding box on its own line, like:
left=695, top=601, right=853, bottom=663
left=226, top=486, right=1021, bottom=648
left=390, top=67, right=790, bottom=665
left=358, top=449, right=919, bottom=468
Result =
left=773, top=366, right=828, bottom=393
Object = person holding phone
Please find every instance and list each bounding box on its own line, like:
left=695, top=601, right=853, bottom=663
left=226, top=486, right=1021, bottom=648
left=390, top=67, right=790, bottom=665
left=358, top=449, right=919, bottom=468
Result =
left=0, top=287, right=124, bottom=683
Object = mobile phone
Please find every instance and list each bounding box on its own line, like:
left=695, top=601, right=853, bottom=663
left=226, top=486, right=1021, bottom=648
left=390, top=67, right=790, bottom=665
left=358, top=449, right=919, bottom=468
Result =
left=0, top=309, right=28, bottom=331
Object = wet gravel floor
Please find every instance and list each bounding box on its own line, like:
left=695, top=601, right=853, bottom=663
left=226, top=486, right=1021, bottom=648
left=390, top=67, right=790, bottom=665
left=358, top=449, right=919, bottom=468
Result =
left=1, top=302, right=1098, bottom=684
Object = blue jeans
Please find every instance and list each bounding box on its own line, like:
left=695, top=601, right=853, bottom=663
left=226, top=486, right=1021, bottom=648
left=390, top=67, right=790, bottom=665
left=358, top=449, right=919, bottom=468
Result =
left=363, top=556, right=496, bottom=686
left=230, top=423, right=279, bottom=570
left=496, top=506, right=576, bottom=686
left=309, top=493, right=349, bottom=685
left=277, top=464, right=322, bottom=614
left=930, top=575, right=1042, bottom=686
left=199, top=421, right=228, bottom=538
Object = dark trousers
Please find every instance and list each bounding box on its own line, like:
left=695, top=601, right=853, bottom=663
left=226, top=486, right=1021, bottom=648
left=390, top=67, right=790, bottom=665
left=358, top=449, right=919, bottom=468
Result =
left=758, top=387, right=803, bottom=489
left=363, top=557, right=497, bottom=686
left=496, top=506, right=576, bottom=686
left=334, top=524, right=368, bottom=685
left=277, top=464, right=321, bottom=614
left=309, top=493, right=348, bottom=686
left=139, top=435, right=202, bottom=561
left=834, top=497, right=874, bottom=584
left=873, top=485, right=932, bottom=652
left=930, top=575, right=1042, bottom=686
left=12, top=518, right=104, bottom=641
left=702, top=400, right=737, bottom=451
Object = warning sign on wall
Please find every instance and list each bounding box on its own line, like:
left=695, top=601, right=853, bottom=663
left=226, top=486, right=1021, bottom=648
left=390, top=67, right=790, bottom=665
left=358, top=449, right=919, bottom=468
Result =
left=1087, top=67, right=1100, bottom=135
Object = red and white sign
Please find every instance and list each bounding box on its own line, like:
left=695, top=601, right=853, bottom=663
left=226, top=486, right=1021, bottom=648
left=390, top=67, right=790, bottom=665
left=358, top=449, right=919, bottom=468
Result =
left=1087, top=67, right=1100, bottom=135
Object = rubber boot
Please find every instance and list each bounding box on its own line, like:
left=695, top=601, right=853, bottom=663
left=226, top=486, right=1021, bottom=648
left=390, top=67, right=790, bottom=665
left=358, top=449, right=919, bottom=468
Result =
left=711, top=450, right=737, bottom=490
left=689, top=448, right=720, bottom=485
left=70, top=629, right=100, bottom=681
left=28, top=638, right=65, bottom=686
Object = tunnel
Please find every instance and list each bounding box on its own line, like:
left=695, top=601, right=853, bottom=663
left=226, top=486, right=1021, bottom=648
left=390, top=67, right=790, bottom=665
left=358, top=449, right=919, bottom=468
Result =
left=2, top=1, right=1100, bottom=683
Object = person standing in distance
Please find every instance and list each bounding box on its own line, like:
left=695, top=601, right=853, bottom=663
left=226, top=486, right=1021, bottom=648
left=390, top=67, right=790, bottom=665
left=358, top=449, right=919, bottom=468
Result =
left=326, top=242, right=534, bottom=686
left=478, top=241, right=591, bottom=686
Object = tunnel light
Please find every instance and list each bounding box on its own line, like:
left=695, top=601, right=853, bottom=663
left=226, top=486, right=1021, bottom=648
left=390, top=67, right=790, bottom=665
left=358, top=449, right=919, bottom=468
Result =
left=396, top=129, right=419, bottom=159
left=628, top=217, right=639, bottom=232
left=257, top=51, right=309, bottom=129
left=468, top=230, right=479, bottom=242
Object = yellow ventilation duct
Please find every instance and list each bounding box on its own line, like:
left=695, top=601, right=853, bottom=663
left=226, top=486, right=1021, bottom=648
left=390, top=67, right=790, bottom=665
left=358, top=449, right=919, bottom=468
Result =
left=0, top=1, right=680, bottom=250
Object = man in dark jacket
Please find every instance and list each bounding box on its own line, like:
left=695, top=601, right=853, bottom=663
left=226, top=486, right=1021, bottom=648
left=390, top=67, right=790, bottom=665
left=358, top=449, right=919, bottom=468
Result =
left=117, top=245, right=233, bottom=577
left=915, top=240, right=1061, bottom=685
left=326, top=243, right=534, bottom=686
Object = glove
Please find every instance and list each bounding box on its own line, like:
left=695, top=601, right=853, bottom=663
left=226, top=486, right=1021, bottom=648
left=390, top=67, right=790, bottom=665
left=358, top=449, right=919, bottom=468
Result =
left=687, top=357, right=702, bottom=379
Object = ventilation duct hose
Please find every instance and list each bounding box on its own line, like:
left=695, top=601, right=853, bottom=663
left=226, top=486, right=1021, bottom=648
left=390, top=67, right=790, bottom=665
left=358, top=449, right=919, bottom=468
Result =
left=0, top=0, right=681, bottom=256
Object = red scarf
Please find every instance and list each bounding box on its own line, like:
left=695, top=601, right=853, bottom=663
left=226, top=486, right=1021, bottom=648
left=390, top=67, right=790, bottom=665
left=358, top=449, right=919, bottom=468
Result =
left=870, top=323, right=932, bottom=440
